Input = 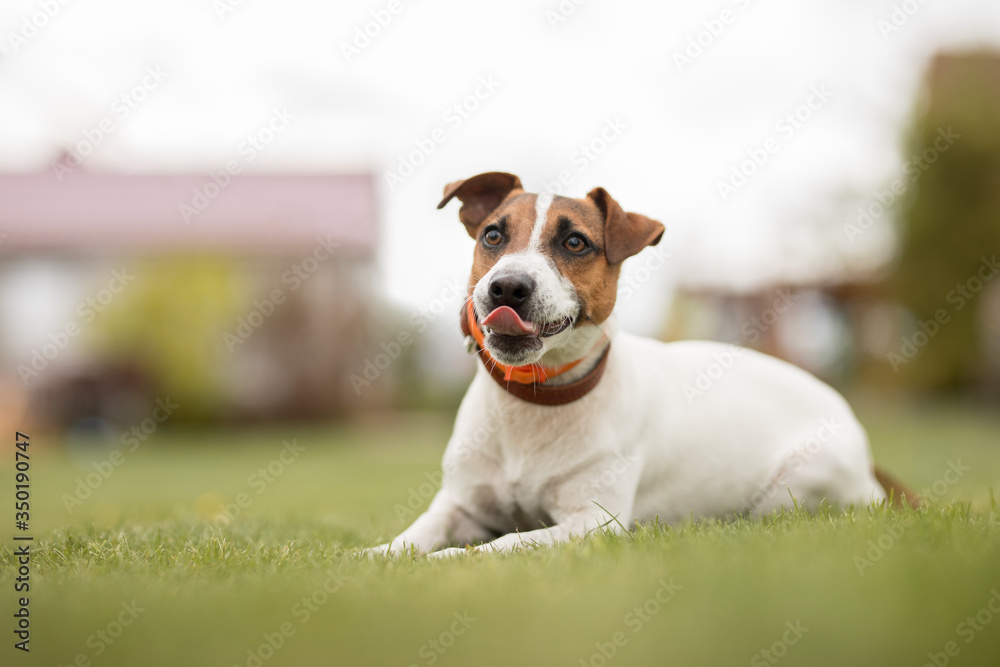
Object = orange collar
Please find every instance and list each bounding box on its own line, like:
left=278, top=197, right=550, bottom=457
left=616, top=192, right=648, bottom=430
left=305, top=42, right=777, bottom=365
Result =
left=460, top=301, right=611, bottom=405
left=463, top=301, right=583, bottom=383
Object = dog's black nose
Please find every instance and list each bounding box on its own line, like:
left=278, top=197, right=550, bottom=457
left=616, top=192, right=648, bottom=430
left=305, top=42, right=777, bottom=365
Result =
left=488, top=273, right=534, bottom=310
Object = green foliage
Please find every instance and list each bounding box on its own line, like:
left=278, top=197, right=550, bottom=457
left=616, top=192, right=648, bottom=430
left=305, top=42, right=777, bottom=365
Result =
left=87, top=255, right=245, bottom=422
left=892, top=53, right=1000, bottom=392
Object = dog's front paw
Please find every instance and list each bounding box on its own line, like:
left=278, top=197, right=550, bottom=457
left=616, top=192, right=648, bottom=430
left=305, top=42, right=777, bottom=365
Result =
left=427, top=547, right=473, bottom=559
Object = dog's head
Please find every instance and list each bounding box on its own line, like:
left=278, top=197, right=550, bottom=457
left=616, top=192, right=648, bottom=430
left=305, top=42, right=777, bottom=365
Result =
left=438, top=171, right=664, bottom=367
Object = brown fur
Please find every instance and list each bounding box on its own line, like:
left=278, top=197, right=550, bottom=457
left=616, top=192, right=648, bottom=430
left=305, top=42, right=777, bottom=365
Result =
left=438, top=171, right=523, bottom=234
left=587, top=187, right=665, bottom=265
left=542, top=195, right=623, bottom=325
left=874, top=466, right=921, bottom=509
left=466, top=193, right=536, bottom=293
left=437, top=172, right=665, bottom=327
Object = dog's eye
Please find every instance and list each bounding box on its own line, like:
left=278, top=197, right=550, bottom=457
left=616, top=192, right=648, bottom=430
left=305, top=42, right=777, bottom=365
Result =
left=564, top=234, right=589, bottom=253
left=484, top=228, right=503, bottom=246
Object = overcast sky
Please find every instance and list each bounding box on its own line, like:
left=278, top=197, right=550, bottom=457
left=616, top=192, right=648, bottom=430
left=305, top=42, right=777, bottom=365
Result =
left=2, top=0, right=1000, bottom=334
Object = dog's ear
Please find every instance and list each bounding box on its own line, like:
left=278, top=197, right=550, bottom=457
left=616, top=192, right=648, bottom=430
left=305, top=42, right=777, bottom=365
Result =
left=587, top=187, right=664, bottom=265
left=437, top=172, right=523, bottom=237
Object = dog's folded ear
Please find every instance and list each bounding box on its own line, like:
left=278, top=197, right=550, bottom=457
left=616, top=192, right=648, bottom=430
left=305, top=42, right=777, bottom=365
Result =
left=587, top=187, right=665, bottom=265
left=437, top=172, right=523, bottom=237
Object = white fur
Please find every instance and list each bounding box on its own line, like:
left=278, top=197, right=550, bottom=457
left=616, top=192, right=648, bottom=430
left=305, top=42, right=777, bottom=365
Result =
left=529, top=193, right=553, bottom=250
left=470, top=247, right=584, bottom=368
left=366, top=202, right=886, bottom=558
left=472, top=250, right=576, bottom=327
left=367, top=332, right=885, bottom=557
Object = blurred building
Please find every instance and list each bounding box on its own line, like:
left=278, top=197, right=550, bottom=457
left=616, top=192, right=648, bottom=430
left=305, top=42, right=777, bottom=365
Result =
left=0, top=164, right=381, bottom=428
left=668, top=50, right=1000, bottom=397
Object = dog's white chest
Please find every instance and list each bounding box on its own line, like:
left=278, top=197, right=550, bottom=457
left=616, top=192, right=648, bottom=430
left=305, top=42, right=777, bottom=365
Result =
left=445, top=406, right=581, bottom=532
left=367, top=173, right=891, bottom=558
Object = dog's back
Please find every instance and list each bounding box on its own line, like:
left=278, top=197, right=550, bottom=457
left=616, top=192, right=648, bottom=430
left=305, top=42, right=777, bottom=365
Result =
left=613, top=334, right=886, bottom=521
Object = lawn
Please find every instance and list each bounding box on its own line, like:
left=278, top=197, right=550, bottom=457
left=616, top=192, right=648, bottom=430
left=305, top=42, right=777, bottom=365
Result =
left=2, top=400, right=1000, bottom=667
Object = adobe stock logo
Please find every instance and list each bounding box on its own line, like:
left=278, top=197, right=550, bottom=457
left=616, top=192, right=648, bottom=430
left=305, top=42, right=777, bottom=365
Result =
left=3, top=0, right=72, bottom=55
left=886, top=255, right=999, bottom=371
left=349, top=278, right=466, bottom=394
left=383, top=77, right=501, bottom=192
left=179, top=108, right=295, bottom=224
left=921, top=588, right=1000, bottom=667
left=579, top=579, right=682, bottom=667
left=750, top=621, right=809, bottom=666
left=222, top=236, right=340, bottom=352
left=541, top=117, right=628, bottom=197
left=672, top=0, right=756, bottom=73
left=544, top=0, right=589, bottom=30
left=407, top=612, right=477, bottom=667
left=716, top=86, right=833, bottom=202
left=61, top=397, right=179, bottom=514
left=844, top=126, right=960, bottom=244
left=18, top=268, right=134, bottom=386
left=51, top=66, right=168, bottom=181
left=681, top=289, right=797, bottom=403
left=340, top=0, right=411, bottom=63
left=876, top=0, right=931, bottom=40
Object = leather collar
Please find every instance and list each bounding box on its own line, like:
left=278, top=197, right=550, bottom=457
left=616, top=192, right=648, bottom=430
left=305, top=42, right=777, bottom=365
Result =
left=460, top=301, right=610, bottom=406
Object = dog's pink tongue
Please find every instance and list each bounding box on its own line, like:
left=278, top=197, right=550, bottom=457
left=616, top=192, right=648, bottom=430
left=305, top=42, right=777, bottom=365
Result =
left=481, top=306, right=534, bottom=336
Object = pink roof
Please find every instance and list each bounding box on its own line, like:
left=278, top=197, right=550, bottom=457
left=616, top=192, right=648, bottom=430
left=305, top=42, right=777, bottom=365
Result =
left=0, top=166, right=377, bottom=254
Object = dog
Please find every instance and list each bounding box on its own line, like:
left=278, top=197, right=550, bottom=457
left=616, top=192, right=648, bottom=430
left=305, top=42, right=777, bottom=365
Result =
left=366, top=171, right=916, bottom=558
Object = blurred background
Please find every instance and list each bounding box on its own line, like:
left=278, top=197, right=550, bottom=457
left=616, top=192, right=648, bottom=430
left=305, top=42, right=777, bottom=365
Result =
left=6, top=7, right=1000, bottom=666
left=1, top=0, right=999, bottom=438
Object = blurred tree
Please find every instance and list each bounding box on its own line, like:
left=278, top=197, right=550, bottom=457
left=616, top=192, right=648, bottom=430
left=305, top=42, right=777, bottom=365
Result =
left=891, top=52, right=1000, bottom=393
left=87, top=256, right=244, bottom=423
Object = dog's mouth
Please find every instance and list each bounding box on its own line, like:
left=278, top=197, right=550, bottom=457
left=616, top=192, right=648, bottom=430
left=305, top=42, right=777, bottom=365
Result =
left=480, top=306, right=572, bottom=339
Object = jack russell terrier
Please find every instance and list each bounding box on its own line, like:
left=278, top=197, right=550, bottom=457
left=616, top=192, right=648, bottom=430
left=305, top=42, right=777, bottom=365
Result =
left=367, top=171, right=916, bottom=558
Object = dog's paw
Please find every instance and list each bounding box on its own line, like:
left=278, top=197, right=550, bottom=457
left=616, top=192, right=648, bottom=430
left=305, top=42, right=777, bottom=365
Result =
left=427, top=547, right=472, bottom=559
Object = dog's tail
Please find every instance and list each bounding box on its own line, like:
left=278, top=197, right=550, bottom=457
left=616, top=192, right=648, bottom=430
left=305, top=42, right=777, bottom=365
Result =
left=874, top=466, right=921, bottom=509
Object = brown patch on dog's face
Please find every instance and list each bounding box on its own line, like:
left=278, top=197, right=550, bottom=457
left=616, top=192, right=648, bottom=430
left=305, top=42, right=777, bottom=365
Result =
left=465, top=194, right=645, bottom=327
left=466, top=193, right=537, bottom=294
left=531, top=196, right=621, bottom=326
left=439, top=172, right=664, bottom=365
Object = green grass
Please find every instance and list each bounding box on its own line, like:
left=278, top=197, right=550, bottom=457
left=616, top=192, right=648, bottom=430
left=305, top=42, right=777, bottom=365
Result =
left=2, top=401, right=1000, bottom=667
